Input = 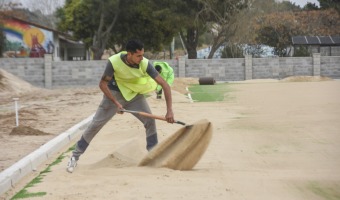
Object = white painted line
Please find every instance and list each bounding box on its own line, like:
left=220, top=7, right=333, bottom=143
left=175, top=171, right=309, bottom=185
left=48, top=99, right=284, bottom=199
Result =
left=186, top=86, right=193, bottom=103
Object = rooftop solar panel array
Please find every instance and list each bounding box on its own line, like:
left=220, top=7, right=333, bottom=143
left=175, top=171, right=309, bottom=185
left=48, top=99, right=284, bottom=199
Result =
left=292, top=36, right=340, bottom=45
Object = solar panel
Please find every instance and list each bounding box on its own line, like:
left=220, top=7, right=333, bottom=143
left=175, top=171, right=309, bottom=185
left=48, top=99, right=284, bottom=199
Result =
left=292, top=36, right=307, bottom=44
left=319, top=36, right=334, bottom=45
left=332, top=36, right=340, bottom=45
left=306, top=36, right=320, bottom=44
left=292, top=36, right=340, bottom=45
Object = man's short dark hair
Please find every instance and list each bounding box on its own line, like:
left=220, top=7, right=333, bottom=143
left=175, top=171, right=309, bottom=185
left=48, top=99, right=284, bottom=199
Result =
left=155, top=65, right=162, bottom=72
left=126, top=39, right=144, bottom=53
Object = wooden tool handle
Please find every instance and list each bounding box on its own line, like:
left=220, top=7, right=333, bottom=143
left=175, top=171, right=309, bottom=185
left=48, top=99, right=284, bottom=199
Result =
left=122, top=109, right=186, bottom=125
left=138, top=111, right=167, bottom=121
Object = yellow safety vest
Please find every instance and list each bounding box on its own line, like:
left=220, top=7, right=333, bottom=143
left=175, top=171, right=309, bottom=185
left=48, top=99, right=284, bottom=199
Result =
left=109, top=52, right=157, bottom=101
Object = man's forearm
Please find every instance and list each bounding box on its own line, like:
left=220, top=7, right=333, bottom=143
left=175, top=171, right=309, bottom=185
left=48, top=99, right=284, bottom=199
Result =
left=162, top=83, right=173, bottom=111
left=99, top=77, right=119, bottom=106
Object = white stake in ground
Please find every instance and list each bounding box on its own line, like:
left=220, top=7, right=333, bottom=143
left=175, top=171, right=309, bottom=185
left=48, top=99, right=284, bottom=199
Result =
left=13, top=98, right=19, bottom=127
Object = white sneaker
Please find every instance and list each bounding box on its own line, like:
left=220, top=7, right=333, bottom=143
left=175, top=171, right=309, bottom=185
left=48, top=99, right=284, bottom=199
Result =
left=66, top=156, right=77, bottom=173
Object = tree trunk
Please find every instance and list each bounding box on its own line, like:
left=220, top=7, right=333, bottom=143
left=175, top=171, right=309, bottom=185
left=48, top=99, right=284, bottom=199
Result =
left=180, top=27, right=199, bottom=59
left=207, top=33, right=224, bottom=59
left=91, top=47, right=104, bottom=60
left=207, top=45, right=219, bottom=59
left=186, top=46, right=197, bottom=59
left=90, top=0, right=121, bottom=60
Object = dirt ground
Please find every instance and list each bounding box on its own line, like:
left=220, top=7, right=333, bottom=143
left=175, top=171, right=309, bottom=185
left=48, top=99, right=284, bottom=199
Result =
left=0, top=69, right=198, bottom=172
left=1, top=69, right=340, bottom=199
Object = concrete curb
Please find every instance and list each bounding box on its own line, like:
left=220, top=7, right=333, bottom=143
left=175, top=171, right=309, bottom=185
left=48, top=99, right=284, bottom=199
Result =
left=0, top=113, right=94, bottom=196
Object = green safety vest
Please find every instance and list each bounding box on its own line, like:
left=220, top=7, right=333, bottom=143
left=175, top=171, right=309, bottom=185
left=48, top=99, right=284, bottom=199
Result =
left=109, top=52, right=157, bottom=101
left=153, top=61, right=174, bottom=92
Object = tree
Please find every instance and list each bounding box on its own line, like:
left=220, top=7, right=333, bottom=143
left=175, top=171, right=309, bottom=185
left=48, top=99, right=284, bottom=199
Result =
left=294, top=9, right=340, bottom=36
left=161, top=0, right=249, bottom=59
left=256, top=24, right=295, bottom=56
left=293, top=45, right=310, bottom=57
left=253, top=8, right=340, bottom=57
left=57, top=0, right=121, bottom=60
left=57, top=0, right=180, bottom=59
left=110, top=0, right=179, bottom=52
left=173, top=0, right=205, bottom=59
left=199, top=0, right=249, bottom=59
left=319, top=0, right=340, bottom=13
left=304, top=2, right=319, bottom=10
left=221, top=43, right=244, bottom=58
left=207, top=0, right=304, bottom=58
left=91, top=0, right=120, bottom=60
left=253, top=10, right=303, bottom=56
left=277, top=0, right=301, bottom=11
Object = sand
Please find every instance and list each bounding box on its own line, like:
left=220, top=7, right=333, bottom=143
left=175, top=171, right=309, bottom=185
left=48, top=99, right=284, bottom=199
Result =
left=139, top=119, right=213, bottom=170
left=1, top=69, right=340, bottom=199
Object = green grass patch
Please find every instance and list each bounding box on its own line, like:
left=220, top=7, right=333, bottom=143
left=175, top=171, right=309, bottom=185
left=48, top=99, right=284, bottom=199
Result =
left=11, top=146, right=75, bottom=199
left=306, top=182, right=340, bottom=200
left=188, top=83, right=231, bottom=102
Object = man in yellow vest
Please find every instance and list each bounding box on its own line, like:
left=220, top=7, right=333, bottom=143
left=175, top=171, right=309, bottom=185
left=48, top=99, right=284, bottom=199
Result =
left=67, top=39, right=175, bottom=173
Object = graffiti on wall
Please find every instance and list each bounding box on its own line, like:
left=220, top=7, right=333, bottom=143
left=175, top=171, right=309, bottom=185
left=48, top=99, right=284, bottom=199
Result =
left=2, top=19, right=54, bottom=58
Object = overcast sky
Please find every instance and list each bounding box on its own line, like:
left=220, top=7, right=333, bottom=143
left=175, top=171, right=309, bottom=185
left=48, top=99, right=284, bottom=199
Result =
left=288, top=0, right=320, bottom=7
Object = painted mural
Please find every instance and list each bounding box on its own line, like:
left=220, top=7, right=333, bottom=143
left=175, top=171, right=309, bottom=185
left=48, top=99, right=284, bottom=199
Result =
left=2, top=19, right=54, bottom=58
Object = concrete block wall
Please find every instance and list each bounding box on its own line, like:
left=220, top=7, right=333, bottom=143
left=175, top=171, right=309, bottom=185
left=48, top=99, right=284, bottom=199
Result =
left=185, top=58, right=244, bottom=81
left=52, top=60, right=107, bottom=88
left=0, top=54, right=339, bottom=89
left=320, top=56, right=340, bottom=78
left=253, top=57, right=278, bottom=79
left=331, top=46, right=340, bottom=56
left=278, top=57, right=313, bottom=79
left=177, top=57, right=186, bottom=77
left=0, top=58, right=45, bottom=87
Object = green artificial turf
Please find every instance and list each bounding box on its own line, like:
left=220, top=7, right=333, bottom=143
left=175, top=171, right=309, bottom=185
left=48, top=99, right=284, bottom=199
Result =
left=188, top=83, right=231, bottom=102
left=10, top=146, right=75, bottom=199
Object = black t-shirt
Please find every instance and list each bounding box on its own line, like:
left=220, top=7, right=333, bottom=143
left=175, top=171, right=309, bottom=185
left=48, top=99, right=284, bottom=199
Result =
left=103, top=53, right=159, bottom=91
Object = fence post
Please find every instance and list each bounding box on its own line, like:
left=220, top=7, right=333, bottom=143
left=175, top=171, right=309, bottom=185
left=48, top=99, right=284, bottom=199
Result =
left=178, top=56, right=186, bottom=77
left=272, top=56, right=280, bottom=79
left=245, top=55, right=252, bottom=80
left=313, top=53, right=321, bottom=76
left=44, top=54, right=53, bottom=89
left=13, top=98, right=19, bottom=127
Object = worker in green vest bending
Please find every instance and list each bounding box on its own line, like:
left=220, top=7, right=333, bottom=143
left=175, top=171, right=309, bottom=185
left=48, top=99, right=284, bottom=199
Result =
left=153, top=61, right=174, bottom=99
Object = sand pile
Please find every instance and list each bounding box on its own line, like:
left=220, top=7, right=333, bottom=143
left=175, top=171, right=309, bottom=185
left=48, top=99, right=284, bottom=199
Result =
left=0, top=69, right=39, bottom=97
left=87, top=119, right=213, bottom=171
left=280, top=76, right=332, bottom=82
left=9, top=125, right=51, bottom=136
left=87, top=138, right=147, bottom=169
left=139, top=119, right=213, bottom=170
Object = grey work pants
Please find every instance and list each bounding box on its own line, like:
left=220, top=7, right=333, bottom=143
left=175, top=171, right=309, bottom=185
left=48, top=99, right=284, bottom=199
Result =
left=72, top=90, right=158, bottom=160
